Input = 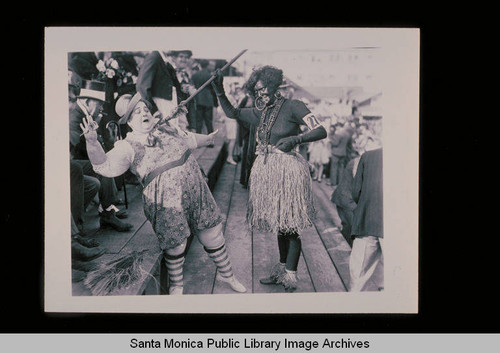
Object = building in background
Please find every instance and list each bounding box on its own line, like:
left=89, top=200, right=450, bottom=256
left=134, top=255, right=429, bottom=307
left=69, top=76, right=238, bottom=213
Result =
left=237, top=48, right=383, bottom=119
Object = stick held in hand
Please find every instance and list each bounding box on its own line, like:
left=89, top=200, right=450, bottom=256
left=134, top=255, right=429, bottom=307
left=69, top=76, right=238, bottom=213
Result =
left=180, top=49, right=247, bottom=106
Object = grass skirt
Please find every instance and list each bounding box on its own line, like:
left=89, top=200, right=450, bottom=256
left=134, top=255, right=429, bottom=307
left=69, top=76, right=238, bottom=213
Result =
left=247, top=152, right=315, bottom=233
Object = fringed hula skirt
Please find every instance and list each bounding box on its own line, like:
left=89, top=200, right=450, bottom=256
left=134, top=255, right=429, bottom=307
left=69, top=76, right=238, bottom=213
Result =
left=247, top=151, right=315, bottom=234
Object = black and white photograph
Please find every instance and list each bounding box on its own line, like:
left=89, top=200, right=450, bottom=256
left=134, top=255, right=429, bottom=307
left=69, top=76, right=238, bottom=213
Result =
left=44, top=27, right=419, bottom=313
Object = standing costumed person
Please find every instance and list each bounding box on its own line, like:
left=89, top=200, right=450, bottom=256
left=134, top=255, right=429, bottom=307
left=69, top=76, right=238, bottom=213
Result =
left=80, top=91, right=246, bottom=295
left=211, top=66, right=327, bottom=292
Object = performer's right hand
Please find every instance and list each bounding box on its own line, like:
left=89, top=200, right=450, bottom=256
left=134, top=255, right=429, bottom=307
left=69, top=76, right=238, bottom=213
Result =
left=211, top=69, right=225, bottom=93
left=80, top=116, right=99, bottom=143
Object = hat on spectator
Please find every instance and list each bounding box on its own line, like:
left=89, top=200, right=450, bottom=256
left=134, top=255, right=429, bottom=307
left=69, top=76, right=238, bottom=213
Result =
left=77, top=80, right=106, bottom=102
left=116, top=93, right=152, bottom=124
left=167, top=50, right=193, bottom=58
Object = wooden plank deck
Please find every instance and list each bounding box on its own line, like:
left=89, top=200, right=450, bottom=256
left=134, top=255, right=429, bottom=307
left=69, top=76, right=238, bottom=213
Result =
left=72, top=133, right=379, bottom=295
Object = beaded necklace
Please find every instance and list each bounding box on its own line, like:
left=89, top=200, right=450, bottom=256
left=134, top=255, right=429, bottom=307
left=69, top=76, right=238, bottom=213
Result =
left=256, top=96, right=285, bottom=148
left=256, top=96, right=286, bottom=163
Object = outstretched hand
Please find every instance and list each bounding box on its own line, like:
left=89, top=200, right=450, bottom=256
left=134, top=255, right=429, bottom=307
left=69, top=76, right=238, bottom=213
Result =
left=80, top=115, right=99, bottom=143
left=207, top=129, right=219, bottom=146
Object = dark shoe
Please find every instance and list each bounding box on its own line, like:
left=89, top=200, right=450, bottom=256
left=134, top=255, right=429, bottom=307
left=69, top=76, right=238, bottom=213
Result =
left=259, top=277, right=279, bottom=285
left=115, top=209, right=128, bottom=219
left=259, top=263, right=286, bottom=285
left=72, top=240, right=105, bottom=261
left=113, top=198, right=126, bottom=206
left=73, top=234, right=100, bottom=248
left=99, top=208, right=128, bottom=219
left=100, top=210, right=133, bottom=232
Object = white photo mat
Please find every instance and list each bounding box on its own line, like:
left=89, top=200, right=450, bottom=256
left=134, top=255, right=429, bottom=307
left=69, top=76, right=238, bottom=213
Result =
left=44, top=27, right=419, bottom=313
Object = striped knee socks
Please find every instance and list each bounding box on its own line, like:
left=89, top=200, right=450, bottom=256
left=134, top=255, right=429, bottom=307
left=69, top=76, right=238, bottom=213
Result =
left=205, top=243, right=233, bottom=279
left=164, top=253, right=185, bottom=290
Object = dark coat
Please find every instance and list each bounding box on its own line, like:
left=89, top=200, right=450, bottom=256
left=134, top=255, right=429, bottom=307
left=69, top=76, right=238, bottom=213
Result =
left=68, top=52, right=99, bottom=80
left=351, top=148, right=383, bottom=238
left=331, top=158, right=358, bottom=212
left=69, top=102, right=86, bottom=151
left=191, top=68, right=218, bottom=107
left=331, top=127, right=354, bottom=157
left=136, top=51, right=184, bottom=103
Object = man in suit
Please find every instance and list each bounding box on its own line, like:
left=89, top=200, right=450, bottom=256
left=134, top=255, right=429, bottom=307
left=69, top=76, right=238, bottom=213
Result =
left=349, top=147, right=383, bottom=291
left=70, top=80, right=133, bottom=234
left=331, top=156, right=361, bottom=246
left=191, top=59, right=219, bottom=134
left=328, top=124, right=355, bottom=186
left=135, top=50, right=194, bottom=132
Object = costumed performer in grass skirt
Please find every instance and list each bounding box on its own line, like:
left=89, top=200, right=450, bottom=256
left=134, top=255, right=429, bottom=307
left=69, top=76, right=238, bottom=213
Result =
left=211, top=66, right=327, bottom=292
left=80, top=90, right=246, bottom=295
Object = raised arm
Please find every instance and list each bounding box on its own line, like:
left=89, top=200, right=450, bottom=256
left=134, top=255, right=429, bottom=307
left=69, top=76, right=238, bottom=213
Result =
left=81, top=116, right=133, bottom=178
left=211, top=71, right=260, bottom=126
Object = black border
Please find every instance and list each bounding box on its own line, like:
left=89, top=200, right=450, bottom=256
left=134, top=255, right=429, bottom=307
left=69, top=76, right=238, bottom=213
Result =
left=4, top=6, right=498, bottom=334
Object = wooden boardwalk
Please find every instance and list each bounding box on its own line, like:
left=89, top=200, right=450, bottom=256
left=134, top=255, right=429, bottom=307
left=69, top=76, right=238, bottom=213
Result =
left=72, top=134, right=382, bottom=296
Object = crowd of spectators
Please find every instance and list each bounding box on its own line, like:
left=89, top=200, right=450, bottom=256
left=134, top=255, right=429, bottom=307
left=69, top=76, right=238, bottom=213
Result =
left=303, top=100, right=382, bottom=186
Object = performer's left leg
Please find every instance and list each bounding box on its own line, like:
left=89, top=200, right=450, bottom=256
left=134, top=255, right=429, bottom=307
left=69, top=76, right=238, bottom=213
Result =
left=282, top=231, right=301, bottom=292
left=259, top=232, right=288, bottom=285
left=259, top=231, right=301, bottom=292
left=198, top=223, right=246, bottom=293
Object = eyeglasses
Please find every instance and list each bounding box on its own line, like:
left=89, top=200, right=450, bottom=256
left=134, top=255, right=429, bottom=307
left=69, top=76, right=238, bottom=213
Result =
left=254, top=86, right=268, bottom=97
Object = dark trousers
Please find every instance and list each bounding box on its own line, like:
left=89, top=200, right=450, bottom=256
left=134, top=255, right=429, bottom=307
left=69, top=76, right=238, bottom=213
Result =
left=72, top=159, right=117, bottom=210
left=329, top=155, right=346, bottom=186
left=337, top=206, right=354, bottom=246
left=186, top=101, right=197, bottom=131
left=70, top=160, right=100, bottom=230
left=195, top=105, right=214, bottom=134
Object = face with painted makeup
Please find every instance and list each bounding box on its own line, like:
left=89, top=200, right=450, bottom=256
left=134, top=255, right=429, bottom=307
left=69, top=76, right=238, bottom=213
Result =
left=254, top=80, right=274, bottom=106
left=126, top=101, right=159, bottom=134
